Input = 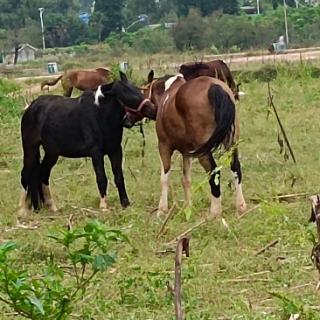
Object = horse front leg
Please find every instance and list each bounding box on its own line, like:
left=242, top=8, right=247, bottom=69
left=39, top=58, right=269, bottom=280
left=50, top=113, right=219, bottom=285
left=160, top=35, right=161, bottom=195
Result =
left=230, top=148, right=246, bottom=215
left=158, top=144, right=173, bottom=217
left=91, top=151, right=108, bottom=209
left=108, top=147, right=130, bottom=208
left=40, top=153, right=59, bottom=212
left=198, top=153, right=222, bottom=218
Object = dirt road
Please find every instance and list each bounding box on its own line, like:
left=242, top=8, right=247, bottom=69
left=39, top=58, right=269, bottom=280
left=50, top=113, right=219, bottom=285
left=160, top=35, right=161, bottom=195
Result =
left=13, top=48, right=320, bottom=97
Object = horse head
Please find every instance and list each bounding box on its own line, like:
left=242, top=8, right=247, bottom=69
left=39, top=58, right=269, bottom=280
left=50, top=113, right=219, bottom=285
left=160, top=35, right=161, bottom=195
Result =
left=141, top=70, right=176, bottom=115
left=99, top=72, right=157, bottom=128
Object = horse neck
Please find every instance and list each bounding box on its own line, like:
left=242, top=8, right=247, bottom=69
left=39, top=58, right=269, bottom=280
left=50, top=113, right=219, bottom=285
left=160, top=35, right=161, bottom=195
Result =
left=157, top=79, right=185, bottom=109
left=99, top=98, right=124, bottom=128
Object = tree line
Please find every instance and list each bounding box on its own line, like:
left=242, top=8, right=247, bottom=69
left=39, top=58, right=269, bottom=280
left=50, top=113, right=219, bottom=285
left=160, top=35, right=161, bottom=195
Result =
left=0, top=0, right=319, bottom=57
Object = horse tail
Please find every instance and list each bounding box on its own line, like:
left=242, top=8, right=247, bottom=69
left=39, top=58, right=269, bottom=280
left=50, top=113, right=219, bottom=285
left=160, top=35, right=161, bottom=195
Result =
left=21, top=106, right=44, bottom=210
left=192, top=84, right=235, bottom=157
left=218, top=60, right=238, bottom=100
left=41, top=75, right=63, bottom=90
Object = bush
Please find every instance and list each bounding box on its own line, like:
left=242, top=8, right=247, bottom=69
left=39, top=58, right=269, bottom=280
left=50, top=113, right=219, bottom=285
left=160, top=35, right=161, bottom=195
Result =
left=106, top=27, right=175, bottom=55
left=0, top=220, right=128, bottom=319
left=172, top=9, right=207, bottom=51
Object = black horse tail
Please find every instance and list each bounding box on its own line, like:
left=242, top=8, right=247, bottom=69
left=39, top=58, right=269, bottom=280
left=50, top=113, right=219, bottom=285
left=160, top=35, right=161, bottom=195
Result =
left=192, top=84, right=235, bottom=157
left=21, top=107, right=44, bottom=210
left=41, top=75, right=63, bottom=90
left=22, top=149, right=44, bottom=211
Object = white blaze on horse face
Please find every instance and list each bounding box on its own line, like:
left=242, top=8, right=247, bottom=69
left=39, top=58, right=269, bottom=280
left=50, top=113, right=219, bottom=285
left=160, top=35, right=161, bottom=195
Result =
left=158, top=161, right=170, bottom=217
left=164, top=73, right=184, bottom=91
left=233, top=173, right=247, bottom=214
left=94, top=86, right=104, bottom=106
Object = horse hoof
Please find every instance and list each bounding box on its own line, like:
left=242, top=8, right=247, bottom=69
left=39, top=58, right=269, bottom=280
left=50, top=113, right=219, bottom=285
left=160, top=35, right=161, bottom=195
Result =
left=209, top=196, right=222, bottom=218
left=121, top=199, right=130, bottom=209
left=236, top=201, right=247, bottom=215
left=99, top=197, right=107, bottom=210
left=18, top=207, right=31, bottom=217
left=157, top=208, right=167, bottom=218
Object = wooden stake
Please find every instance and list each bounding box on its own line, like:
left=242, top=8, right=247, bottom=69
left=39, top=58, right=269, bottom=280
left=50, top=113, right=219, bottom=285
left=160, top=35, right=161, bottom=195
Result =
left=157, top=203, right=177, bottom=239
left=238, top=204, right=261, bottom=219
left=166, top=219, right=206, bottom=245
left=174, top=237, right=189, bottom=320
left=255, top=239, right=279, bottom=256
left=267, top=82, right=296, bottom=163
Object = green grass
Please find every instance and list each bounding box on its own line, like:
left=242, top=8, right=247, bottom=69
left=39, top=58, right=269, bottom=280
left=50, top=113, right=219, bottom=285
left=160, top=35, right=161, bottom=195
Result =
left=0, top=63, right=320, bottom=319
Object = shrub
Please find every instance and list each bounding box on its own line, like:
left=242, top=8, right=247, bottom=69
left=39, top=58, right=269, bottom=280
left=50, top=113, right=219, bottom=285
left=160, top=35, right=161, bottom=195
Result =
left=0, top=220, right=128, bottom=319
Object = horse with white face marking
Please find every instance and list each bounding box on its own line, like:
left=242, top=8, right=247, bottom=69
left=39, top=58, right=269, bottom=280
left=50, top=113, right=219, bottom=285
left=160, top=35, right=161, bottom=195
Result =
left=144, top=70, right=246, bottom=217
left=19, top=72, right=156, bottom=215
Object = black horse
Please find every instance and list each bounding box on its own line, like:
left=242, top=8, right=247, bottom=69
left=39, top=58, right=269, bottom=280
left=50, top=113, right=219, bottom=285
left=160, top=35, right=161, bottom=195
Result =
left=20, top=72, right=156, bottom=214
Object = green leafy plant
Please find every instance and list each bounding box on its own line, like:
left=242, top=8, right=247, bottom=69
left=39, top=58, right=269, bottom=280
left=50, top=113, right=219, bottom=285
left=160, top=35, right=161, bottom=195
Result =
left=0, top=220, right=128, bottom=319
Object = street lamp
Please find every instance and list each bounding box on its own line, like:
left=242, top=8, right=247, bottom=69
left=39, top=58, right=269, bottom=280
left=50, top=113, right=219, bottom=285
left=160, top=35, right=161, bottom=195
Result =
left=122, top=14, right=149, bottom=32
left=283, top=0, right=289, bottom=45
left=38, top=7, right=46, bottom=50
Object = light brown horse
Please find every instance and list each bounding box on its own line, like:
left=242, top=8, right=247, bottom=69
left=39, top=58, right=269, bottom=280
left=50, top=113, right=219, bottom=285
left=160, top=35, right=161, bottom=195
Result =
left=41, top=68, right=111, bottom=97
left=179, top=60, right=240, bottom=100
left=144, top=71, right=246, bottom=217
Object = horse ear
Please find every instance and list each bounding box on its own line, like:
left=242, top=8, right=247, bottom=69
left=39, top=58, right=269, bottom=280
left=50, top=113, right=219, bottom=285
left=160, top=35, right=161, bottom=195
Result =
left=100, top=83, right=114, bottom=96
left=119, top=71, right=128, bottom=82
left=147, top=70, right=154, bottom=83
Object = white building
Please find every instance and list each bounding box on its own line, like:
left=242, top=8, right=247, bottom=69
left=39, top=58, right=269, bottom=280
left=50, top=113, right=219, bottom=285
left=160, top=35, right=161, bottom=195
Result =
left=4, top=43, right=37, bottom=64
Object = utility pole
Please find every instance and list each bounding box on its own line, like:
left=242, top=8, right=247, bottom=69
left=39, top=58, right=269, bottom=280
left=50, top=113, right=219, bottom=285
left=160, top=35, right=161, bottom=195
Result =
left=283, top=0, right=289, bottom=45
left=38, top=8, right=46, bottom=50
left=257, top=0, right=260, bottom=14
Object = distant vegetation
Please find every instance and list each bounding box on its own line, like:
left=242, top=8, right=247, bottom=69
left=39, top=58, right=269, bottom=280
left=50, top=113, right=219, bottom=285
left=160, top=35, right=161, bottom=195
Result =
left=0, top=0, right=319, bottom=61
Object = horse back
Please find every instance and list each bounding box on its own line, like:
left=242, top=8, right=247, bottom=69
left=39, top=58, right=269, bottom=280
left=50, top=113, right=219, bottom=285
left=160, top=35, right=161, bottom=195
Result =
left=72, top=70, right=109, bottom=90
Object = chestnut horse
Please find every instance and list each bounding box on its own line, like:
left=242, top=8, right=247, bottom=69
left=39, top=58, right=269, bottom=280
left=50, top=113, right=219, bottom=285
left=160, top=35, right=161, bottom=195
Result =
left=41, top=68, right=111, bottom=97
left=179, top=60, right=240, bottom=100
left=144, top=71, right=246, bottom=217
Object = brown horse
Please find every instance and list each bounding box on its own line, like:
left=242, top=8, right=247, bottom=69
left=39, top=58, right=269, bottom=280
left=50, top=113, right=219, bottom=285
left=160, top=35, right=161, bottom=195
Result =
left=179, top=60, right=240, bottom=100
left=144, top=71, right=246, bottom=217
left=41, top=68, right=111, bottom=97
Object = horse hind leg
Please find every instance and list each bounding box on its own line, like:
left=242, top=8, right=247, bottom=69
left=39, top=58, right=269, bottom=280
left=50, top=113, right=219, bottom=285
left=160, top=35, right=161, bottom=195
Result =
left=20, top=168, right=32, bottom=216
left=182, top=156, right=192, bottom=208
left=230, top=148, right=246, bottom=215
left=198, top=153, right=222, bottom=218
left=64, top=86, right=73, bottom=97
left=61, top=78, right=73, bottom=97
left=40, top=154, right=59, bottom=212
left=20, top=147, right=43, bottom=215
left=158, top=145, right=173, bottom=217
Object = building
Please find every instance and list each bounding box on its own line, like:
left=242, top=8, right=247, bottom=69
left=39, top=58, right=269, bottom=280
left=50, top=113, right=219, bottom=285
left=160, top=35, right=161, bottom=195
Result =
left=4, top=43, right=37, bottom=64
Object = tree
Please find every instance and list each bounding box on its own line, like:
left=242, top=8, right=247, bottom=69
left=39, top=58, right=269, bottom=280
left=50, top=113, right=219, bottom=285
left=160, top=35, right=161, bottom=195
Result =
left=124, top=0, right=157, bottom=24
left=176, top=0, right=238, bottom=17
left=172, top=8, right=207, bottom=50
left=221, top=0, right=239, bottom=14
left=0, top=0, right=28, bottom=63
left=93, top=0, right=125, bottom=40
left=177, top=0, right=219, bottom=16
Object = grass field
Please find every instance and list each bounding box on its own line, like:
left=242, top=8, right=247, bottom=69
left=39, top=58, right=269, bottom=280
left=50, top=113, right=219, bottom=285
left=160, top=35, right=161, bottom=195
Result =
left=0, top=62, right=320, bottom=319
